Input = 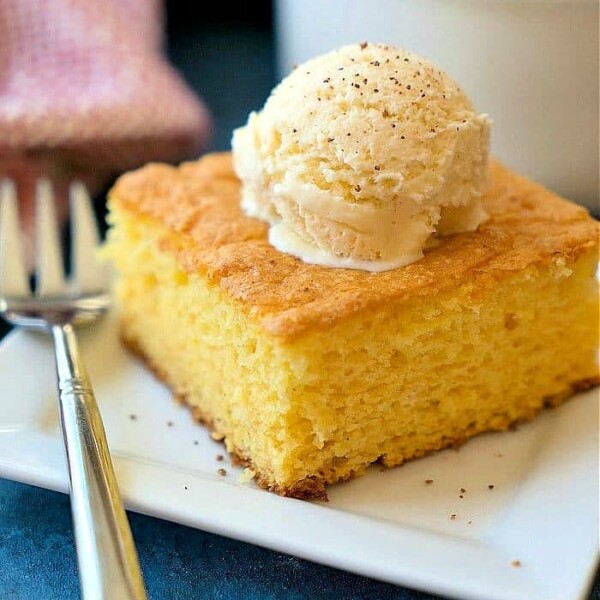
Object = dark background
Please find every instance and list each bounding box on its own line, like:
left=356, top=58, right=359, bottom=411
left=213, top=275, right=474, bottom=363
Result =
left=1, top=3, right=599, bottom=599
left=165, top=0, right=276, bottom=153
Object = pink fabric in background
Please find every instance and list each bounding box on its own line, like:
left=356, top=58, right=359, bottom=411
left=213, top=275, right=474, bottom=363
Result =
left=0, top=0, right=211, bottom=253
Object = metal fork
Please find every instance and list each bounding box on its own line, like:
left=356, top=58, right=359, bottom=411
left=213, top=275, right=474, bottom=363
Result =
left=0, top=180, right=147, bottom=600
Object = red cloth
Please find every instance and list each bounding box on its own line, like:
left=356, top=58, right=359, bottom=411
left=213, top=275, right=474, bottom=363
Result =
left=0, top=0, right=211, bottom=254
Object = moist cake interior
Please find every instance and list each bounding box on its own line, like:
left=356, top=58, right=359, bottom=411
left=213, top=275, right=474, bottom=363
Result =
left=104, top=154, right=599, bottom=499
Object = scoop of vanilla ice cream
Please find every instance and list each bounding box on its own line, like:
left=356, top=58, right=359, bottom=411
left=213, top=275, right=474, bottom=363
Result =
left=232, top=43, right=491, bottom=272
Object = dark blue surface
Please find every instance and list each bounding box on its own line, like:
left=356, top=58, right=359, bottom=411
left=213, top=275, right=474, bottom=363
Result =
left=1, top=18, right=599, bottom=600
left=0, top=479, right=443, bottom=600
left=1, top=477, right=599, bottom=599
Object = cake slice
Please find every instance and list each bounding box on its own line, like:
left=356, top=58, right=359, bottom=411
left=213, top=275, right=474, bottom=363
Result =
left=104, top=153, right=599, bottom=499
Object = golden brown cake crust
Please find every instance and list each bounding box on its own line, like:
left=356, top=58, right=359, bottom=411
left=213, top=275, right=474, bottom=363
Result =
left=110, top=153, right=599, bottom=340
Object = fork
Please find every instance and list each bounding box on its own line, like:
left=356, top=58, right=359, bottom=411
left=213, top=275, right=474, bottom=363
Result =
left=0, top=180, right=147, bottom=600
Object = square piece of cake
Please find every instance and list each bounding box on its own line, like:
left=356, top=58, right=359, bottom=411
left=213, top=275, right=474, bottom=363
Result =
left=104, top=153, right=598, bottom=499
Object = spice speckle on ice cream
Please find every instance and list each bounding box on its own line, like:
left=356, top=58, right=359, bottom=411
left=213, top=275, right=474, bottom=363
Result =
left=233, top=43, right=491, bottom=272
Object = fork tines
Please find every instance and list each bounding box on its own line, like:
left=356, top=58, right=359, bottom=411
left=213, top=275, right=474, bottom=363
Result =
left=0, top=180, right=29, bottom=298
left=0, top=179, right=106, bottom=299
left=35, top=179, right=66, bottom=296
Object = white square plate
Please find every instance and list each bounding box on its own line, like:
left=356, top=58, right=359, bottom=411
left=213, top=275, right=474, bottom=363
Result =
left=0, top=315, right=597, bottom=600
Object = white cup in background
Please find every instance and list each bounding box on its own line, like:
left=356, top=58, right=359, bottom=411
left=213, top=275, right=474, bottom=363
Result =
left=275, top=0, right=599, bottom=209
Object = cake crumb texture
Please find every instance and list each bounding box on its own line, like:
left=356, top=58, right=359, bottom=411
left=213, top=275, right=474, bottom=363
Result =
left=104, top=153, right=599, bottom=498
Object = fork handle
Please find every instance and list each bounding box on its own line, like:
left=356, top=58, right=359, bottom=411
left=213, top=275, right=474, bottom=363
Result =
left=52, top=323, right=147, bottom=600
